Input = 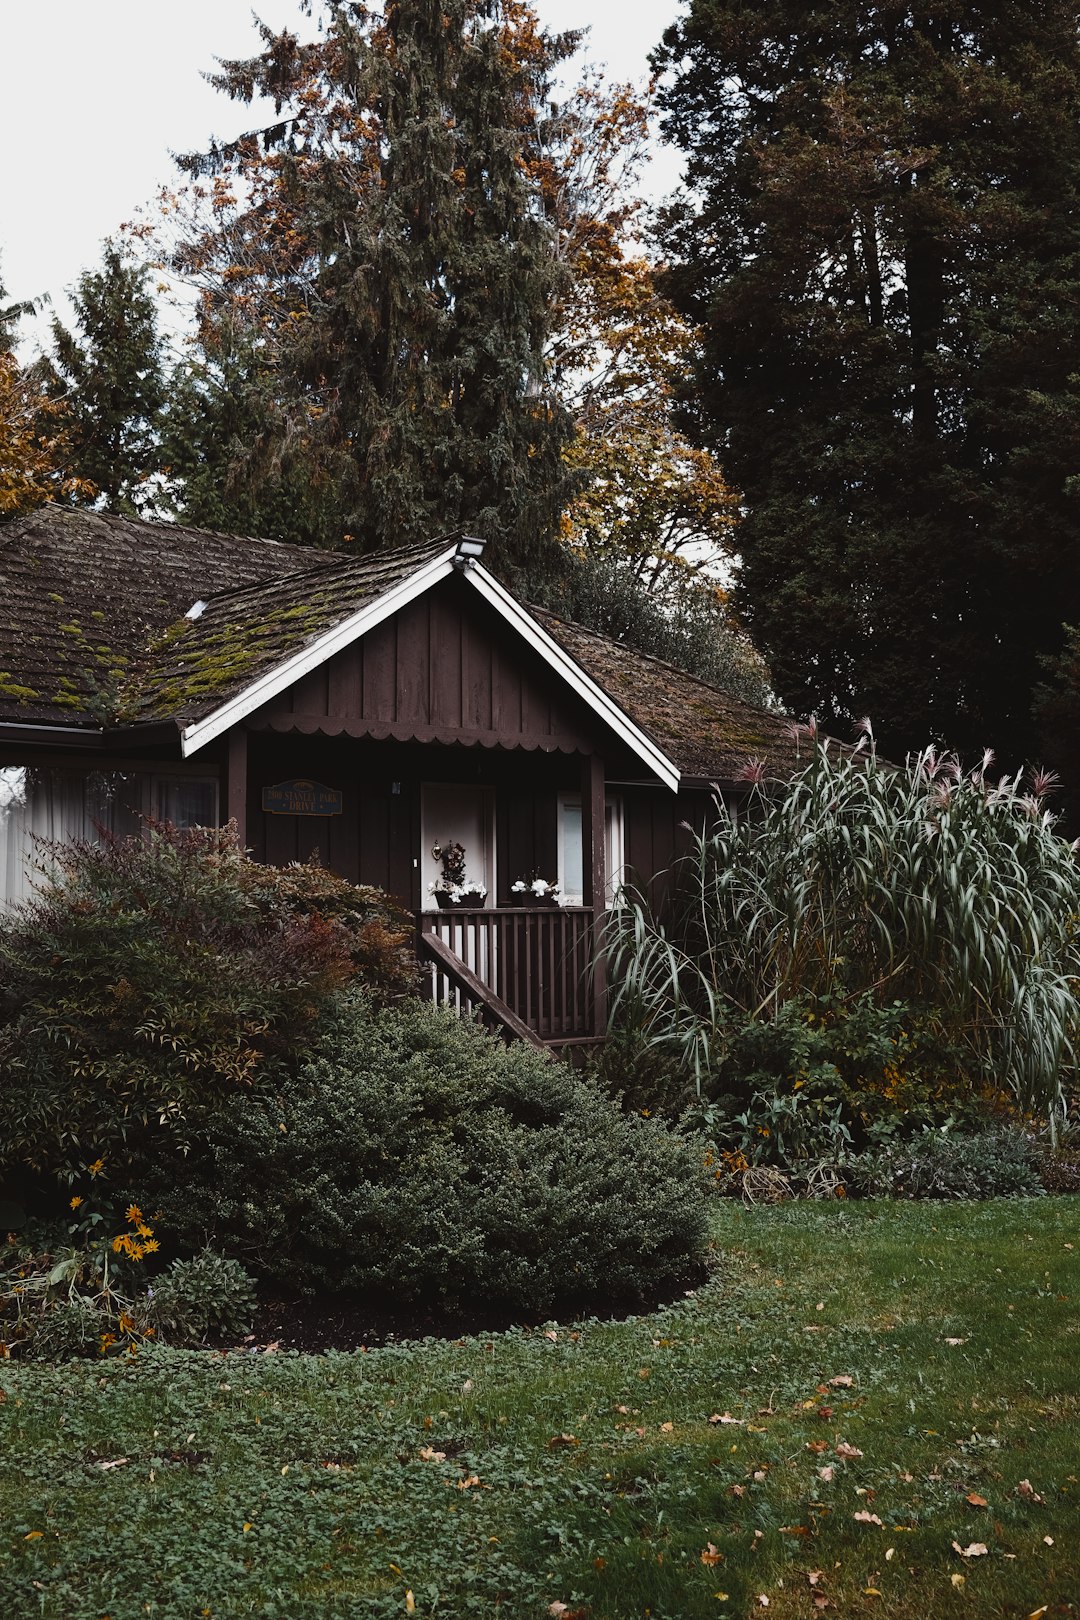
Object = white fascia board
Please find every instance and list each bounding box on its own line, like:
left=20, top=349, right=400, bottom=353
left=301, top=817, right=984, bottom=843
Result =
left=465, top=566, right=681, bottom=792
left=181, top=547, right=459, bottom=757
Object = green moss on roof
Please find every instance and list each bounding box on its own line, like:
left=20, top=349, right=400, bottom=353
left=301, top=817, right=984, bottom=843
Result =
left=0, top=675, right=39, bottom=702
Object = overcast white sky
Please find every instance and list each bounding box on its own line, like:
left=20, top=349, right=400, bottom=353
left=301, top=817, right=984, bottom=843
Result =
left=1, top=0, right=683, bottom=356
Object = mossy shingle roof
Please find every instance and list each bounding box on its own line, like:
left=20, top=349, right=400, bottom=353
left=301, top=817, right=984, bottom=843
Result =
left=529, top=608, right=809, bottom=783
left=0, top=506, right=811, bottom=783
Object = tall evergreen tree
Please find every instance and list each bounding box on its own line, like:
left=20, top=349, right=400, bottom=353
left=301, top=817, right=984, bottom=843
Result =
left=161, top=0, right=578, bottom=580
left=47, top=241, right=165, bottom=515
left=655, top=3, right=1080, bottom=769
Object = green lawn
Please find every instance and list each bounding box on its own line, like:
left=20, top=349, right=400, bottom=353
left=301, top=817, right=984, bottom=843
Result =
left=1, top=1199, right=1078, bottom=1619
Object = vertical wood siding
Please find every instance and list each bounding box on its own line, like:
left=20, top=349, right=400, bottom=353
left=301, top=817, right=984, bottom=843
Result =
left=249, top=576, right=594, bottom=747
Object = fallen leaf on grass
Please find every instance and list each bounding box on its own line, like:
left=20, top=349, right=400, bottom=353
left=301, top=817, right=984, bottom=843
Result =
left=951, top=1574, right=966, bottom=1589
left=779, top=1525, right=809, bottom=1537
left=818, top=1466, right=835, bottom=1483
left=405, top=1592, right=415, bottom=1615
left=419, top=1447, right=446, bottom=1463
left=95, top=1458, right=129, bottom=1470
left=834, top=1441, right=864, bottom=1460
left=951, top=1541, right=988, bottom=1558
left=806, top=1440, right=829, bottom=1454
left=457, top=1475, right=482, bottom=1490
left=544, top=1331, right=558, bottom=1342
left=885, top=1548, right=895, bottom=1561
left=1028, top=1608, right=1049, bottom=1619
left=701, top=1543, right=724, bottom=1567
left=1017, top=1479, right=1045, bottom=1504
left=828, top=1375, right=854, bottom=1388
left=548, top=1434, right=579, bottom=1449
left=854, top=1511, right=883, bottom=1525
left=1043, top=1535, right=1054, bottom=1546
left=965, top=1493, right=988, bottom=1508
left=709, top=1413, right=743, bottom=1425
left=757, top=1598, right=770, bottom=1609
left=817, top=1406, right=834, bottom=1419
left=659, top=1421, right=674, bottom=1433
left=807, top=1571, right=824, bottom=1587
left=944, top=1337, right=968, bottom=1347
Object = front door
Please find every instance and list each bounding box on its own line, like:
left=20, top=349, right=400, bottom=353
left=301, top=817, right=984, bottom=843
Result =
left=420, top=783, right=495, bottom=909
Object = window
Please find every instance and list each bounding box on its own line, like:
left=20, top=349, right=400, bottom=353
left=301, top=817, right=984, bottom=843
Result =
left=557, top=793, right=624, bottom=907
left=153, top=776, right=219, bottom=829
left=0, top=766, right=219, bottom=910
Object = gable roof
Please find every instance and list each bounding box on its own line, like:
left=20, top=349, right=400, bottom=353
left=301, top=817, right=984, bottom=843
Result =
left=0, top=506, right=807, bottom=787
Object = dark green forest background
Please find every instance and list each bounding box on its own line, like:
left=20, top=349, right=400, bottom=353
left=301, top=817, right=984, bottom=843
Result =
left=5, top=0, right=1080, bottom=791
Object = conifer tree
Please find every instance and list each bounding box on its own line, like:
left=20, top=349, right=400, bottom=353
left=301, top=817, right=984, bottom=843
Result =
left=656, top=3, right=1080, bottom=769
left=47, top=241, right=165, bottom=515
left=160, top=0, right=578, bottom=581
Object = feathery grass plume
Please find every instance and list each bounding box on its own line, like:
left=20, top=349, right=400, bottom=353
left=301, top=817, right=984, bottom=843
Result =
left=604, top=738, right=1079, bottom=1124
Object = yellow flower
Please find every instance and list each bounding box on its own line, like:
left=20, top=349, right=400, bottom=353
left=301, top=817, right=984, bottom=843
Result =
left=126, top=1204, right=143, bottom=1224
left=88, top=1158, right=105, bottom=1177
left=142, top=1239, right=160, bottom=1255
left=135, top=1223, right=153, bottom=1239
left=69, top=1196, right=83, bottom=1210
left=111, top=1235, right=126, bottom=1254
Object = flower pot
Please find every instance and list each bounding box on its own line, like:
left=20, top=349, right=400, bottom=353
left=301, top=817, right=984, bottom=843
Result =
left=527, top=893, right=558, bottom=907
left=455, top=893, right=486, bottom=909
left=434, top=890, right=455, bottom=909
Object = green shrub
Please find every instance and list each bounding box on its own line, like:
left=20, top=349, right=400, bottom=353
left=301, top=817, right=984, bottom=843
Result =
left=847, top=1128, right=1045, bottom=1201
left=140, top=1251, right=257, bottom=1344
left=145, top=991, right=708, bottom=1315
left=676, top=996, right=1013, bottom=1176
left=0, top=823, right=414, bottom=1182
left=606, top=740, right=1080, bottom=1122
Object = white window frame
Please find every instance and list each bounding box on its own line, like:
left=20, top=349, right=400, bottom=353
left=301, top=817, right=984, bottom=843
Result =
left=557, top=791, right=624, bottom=909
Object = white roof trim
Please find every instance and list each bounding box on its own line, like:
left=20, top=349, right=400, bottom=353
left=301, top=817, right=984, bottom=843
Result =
left=464, top=566, right=681, bottom=791
left=180, top=545, right=681, bottom=790
left=181, top=546, right=459, bottom=756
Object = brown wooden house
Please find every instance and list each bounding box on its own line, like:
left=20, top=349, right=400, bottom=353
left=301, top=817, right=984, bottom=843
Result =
left=0, top=507, right=809, bottom=1054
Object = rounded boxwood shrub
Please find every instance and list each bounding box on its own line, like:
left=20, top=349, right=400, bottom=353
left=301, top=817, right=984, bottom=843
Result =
left=146, top=991, right=709, bottom=1316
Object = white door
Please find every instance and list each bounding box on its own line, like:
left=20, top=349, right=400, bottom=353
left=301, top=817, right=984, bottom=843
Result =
left=420, top=783, right=495, bottom=910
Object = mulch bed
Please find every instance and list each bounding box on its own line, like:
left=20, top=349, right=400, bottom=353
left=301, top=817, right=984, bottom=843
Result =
left=235, top=1267, right=709, bottom=1355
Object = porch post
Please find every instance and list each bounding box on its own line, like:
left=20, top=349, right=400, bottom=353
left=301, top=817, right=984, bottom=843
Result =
left=581, top=751, right=608, bottom=1035
left=225, top=726, right=248, bottom=845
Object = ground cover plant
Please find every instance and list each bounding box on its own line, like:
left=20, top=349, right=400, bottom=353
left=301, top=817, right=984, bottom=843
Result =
left=0, top=1199, right=1076, bottom=1618
left=604, top=736, right=1080, bottom=1156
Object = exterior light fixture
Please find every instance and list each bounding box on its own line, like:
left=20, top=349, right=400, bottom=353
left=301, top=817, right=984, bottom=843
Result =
left=452, top=535, right=487, bottom=571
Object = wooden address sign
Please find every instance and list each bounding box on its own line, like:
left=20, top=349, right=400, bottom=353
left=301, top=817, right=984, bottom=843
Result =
left=262, top=779, right=343, bottom=816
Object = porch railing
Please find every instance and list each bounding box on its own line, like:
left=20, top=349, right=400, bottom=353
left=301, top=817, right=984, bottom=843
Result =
left=418, top=906, right=596, bottom=1043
